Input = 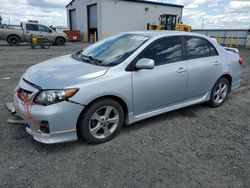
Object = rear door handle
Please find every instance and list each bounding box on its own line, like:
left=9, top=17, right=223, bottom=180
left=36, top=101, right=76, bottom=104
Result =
left=214, top=61, right=221, bottom=66
left=177, top=67, right=187, bottom=73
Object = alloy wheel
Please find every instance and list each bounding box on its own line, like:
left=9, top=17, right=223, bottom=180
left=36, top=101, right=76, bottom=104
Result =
left=89, top=106, right=120, bottom=139
left=213, top=82, right=228, bottom=104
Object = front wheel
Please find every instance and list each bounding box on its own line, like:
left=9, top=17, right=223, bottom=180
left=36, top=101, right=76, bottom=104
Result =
left=78, top=99, right=124, bottom=144
left=208, top=77, right=229, bottom=107
left=55, top=38, right=65, bottom=46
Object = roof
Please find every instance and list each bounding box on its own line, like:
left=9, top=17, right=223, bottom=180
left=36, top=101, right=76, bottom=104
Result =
left=193, top=29, right=250, bottom=32
left=122, top=30, right=207, bottom=38
left=122, top=0, right=183, bottom=8
left=66, top=0, right=184, bottom=8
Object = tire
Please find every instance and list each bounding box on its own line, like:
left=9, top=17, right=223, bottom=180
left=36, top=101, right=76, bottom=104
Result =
left=55, top=37, right=65, bottom=46
left=78, top=99, right=124, bottom=144
left=208, top=77, right=229, bottom=107
left=7, top=35, right=20, bottom=46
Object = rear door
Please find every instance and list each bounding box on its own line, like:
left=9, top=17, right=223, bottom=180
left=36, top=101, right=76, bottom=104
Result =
left=183, top=36, right=222, bottom=99
left=132, top=36, right=188, bottom=115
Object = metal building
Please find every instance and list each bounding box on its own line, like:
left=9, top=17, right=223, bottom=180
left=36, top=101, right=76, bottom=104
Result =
left=66, top=0, right=183, bottom=41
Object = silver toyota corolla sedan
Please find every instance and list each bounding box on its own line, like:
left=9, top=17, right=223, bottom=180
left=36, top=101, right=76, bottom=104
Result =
left=11, top=31, right=242, bottom=144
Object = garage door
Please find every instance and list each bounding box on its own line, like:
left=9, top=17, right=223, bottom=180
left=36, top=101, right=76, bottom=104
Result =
left=69, top=9, right=77, bottom=30
left=88, top=4, right=97, bottom=29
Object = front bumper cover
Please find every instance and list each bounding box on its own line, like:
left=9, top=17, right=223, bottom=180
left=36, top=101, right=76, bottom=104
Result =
left=11, top=78, right=84, bottom=144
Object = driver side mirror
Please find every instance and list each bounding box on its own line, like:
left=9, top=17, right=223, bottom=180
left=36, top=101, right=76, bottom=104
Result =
left=135, top=58, right=155, bottom=70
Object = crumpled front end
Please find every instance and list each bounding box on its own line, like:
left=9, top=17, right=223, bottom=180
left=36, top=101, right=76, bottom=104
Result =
left=12, top=78, right=84, bottom=144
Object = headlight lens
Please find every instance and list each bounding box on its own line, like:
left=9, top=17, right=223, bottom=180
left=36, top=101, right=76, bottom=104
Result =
left=34, top=88, right=78, bottom=106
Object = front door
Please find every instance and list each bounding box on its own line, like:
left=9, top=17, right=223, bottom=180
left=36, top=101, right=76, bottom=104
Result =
left=37, top=24, right=54, bottom=42
left=132, top=36, right=188, bottom=115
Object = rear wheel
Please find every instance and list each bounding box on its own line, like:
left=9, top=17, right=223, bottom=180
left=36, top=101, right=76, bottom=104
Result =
left=208, top=77, right=229, bottom=107
left=78, top=99, right=124, bottom=144
left=7, top=35, right=20, bottom=46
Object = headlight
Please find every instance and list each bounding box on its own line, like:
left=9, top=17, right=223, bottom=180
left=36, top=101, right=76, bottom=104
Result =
left=34, top=88, right=78, bottom=106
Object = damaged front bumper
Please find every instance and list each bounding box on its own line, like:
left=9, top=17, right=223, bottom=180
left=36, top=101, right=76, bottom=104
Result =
left=10, top=79, right=84, bottom=144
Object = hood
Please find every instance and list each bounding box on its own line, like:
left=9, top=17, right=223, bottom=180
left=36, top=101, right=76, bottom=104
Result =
left=23, top=55, right=108, bottom=89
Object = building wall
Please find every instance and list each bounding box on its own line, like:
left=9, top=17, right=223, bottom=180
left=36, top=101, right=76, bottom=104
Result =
left=66, top=0, right=183, bottom=41
left=67, top=0, right=101, bottom=40
left=100, top=0, right=183, bottom=39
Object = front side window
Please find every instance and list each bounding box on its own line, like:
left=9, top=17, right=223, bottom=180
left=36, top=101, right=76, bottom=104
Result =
left=79, top=34, right=150, bottom=66
left=140, top=36, right=183, bottom=66
left=167, top=16, right=173, bottom=25
left=38, top=25, right=51, bottom=33
left=185, top=37, right=217, bottom=59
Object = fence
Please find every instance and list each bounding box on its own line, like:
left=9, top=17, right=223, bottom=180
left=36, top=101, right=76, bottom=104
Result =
left=192, top=29, right=249, bottom=47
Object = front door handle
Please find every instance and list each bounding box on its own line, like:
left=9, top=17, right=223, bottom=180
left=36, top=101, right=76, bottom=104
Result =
left=177, top=67, right=187, bottom=73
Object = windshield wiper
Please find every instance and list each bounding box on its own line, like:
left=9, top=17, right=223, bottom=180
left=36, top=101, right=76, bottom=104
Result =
left=81, top=54, right=102, bottom=65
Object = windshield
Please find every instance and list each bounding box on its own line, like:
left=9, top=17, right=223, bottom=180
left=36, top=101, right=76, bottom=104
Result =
left=79, top=34, right=150, bottom=66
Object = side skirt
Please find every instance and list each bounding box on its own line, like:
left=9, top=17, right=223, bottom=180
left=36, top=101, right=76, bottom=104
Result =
left=128, top=92, right=211, bottom=124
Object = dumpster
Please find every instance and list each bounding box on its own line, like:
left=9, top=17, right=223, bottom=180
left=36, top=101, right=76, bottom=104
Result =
left=64, top=30, right=81, bottom=41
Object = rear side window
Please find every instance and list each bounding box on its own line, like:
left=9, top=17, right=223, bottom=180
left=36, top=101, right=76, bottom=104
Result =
left=210, top=44, right=218, bottom=56
left=140, top=36, right=183, bottom=66
left=185, top=37, right=218, bottom=59
left=26, top=24, right=39, bottom=31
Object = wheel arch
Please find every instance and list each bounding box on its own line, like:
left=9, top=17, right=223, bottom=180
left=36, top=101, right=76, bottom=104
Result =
left=76, top=95, right=129, bottom=138
left=55, top=36, right=66, bottom=42
left=7, top=34, right=22, bottom=42
left=219, top=74, right=232, bottom=92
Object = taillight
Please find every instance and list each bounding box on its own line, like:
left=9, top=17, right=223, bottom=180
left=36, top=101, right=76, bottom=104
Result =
left=239, top=57, right=244, bottom=65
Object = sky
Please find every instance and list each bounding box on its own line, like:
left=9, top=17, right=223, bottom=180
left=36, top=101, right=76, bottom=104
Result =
left=0, top=0, right=249, bottom=29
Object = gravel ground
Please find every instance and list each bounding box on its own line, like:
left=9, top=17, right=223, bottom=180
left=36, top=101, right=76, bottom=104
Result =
left=0, top=41, right=249, bottom=188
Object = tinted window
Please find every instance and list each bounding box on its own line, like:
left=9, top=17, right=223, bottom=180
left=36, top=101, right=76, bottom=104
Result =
left=140, top=36, right=183, bottom=66
left=26, top=24, right=39, bottom=31
left=185, top=37, right=217, bottom=59
left=210, top=44, right=218, bottom=56
left=38, top=25, right=51, bottom=33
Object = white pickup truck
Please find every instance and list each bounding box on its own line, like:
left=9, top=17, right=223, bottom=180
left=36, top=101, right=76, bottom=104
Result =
left=0, top=22, right=67, bottom=46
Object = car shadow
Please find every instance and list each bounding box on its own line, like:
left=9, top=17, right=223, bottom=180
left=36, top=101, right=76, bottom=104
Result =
left=0, top=43, right=29, bottom=47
